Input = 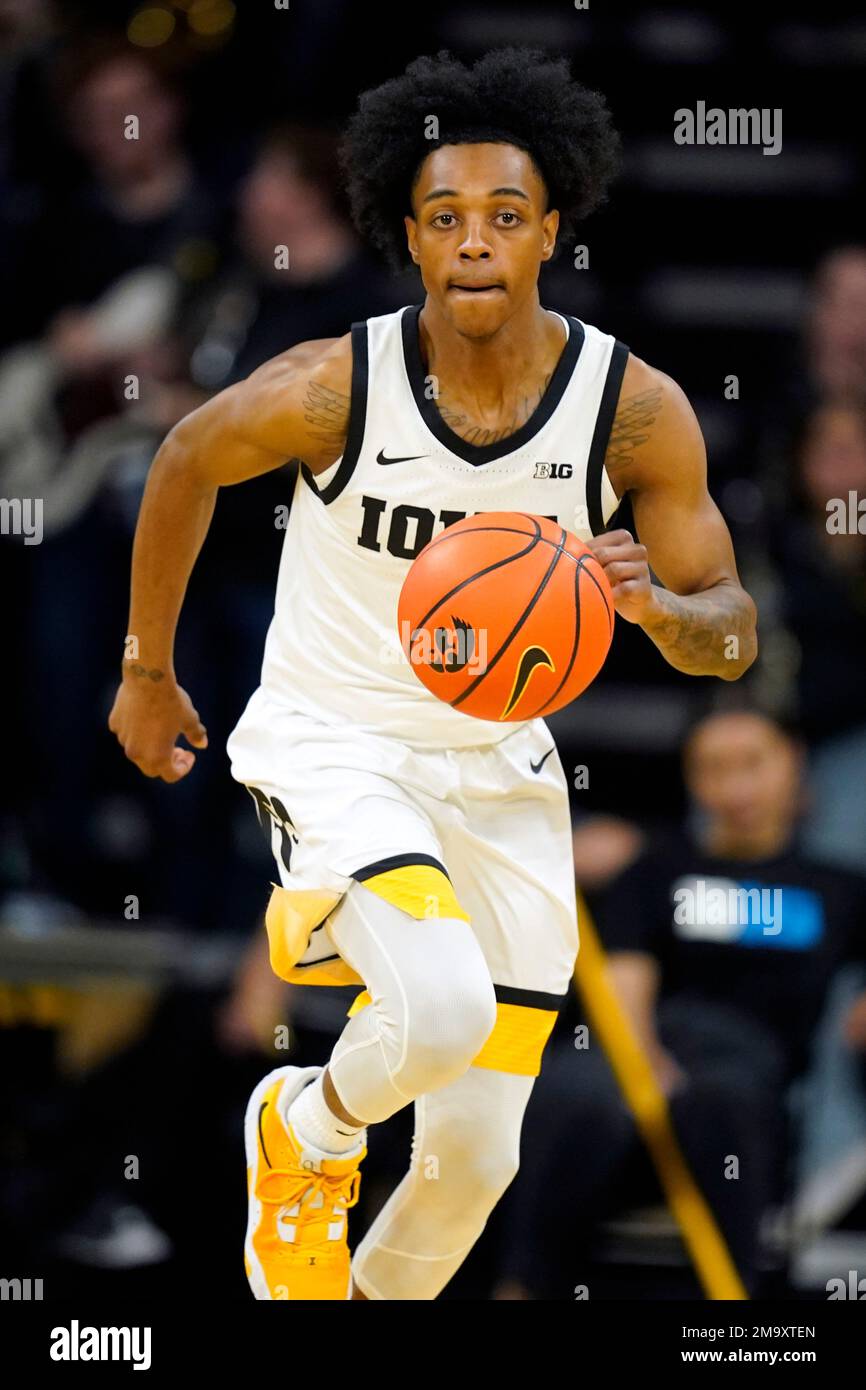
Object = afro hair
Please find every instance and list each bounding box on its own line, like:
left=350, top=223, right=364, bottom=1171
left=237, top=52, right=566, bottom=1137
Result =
left=338, top=47, right=622, bottom=272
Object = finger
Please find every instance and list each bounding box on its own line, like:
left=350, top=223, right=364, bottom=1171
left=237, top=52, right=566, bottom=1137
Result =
left=604, top=561, right=649, bottom=585
left=592, top=541, right=647, bottom=563
left=183, top=718, right=208, bottom=749
left=588, top=545, right=645, bottom=569
left=610, top=578, right=645, bottom=595
left=125, top=745, right=184, bottom=781
left=609, top=579, right=648, bottom=604
left=587, top=528, right=633, bottom=551
left=163, top=747, right=195, bottom=783
left=124, top=746, right=152, bottom=773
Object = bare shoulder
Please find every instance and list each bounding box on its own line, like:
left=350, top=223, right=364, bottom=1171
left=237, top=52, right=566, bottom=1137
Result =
left=252, top=333, right=353, bottom=380
left=603, top=351, right=705, bottom=499
left=237, top=332, right=354, bottom=475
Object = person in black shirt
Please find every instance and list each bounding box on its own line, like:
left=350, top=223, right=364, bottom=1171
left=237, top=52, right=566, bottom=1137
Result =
left=767, top=399, right=866, bottom=871
left=493, top=709, right=866, bottom=1299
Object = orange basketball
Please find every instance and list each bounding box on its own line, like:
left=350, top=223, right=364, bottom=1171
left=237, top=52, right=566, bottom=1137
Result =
left=397, top=512, right=614, bottom=722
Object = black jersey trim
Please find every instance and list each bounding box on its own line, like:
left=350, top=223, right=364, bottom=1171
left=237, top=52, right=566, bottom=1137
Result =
left=586, top=338, right=630, bottom=536
left=401, top=303, right=585, bottom=466
left=301, top=319, right=369, bottom=505
left=493, top=983, right=569, bottom=1011
left=351, top=852, right=450, bottom=883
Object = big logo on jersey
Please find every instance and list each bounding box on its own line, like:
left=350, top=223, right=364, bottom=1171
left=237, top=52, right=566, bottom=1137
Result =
left=357, top=494, right=559, bottom=560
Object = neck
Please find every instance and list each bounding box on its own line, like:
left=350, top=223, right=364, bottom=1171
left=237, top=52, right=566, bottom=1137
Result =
left=703, top=820, right=792, bottom=861
left=108, top=152, right=190, bottom=219
left=417, top=292, right=564, bottom=411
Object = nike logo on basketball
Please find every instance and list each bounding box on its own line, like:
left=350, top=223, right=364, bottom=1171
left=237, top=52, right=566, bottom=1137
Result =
left=502, top=647, right=555, bottom=719
left=376, top=449, right=426, bottom=465
left=530, top=748, right=555, bottom=774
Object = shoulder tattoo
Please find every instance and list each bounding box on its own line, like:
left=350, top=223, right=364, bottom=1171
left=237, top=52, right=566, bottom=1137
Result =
left=301, top=380, right=351, bottom=447
left=604, top=386, right=664, bottom=478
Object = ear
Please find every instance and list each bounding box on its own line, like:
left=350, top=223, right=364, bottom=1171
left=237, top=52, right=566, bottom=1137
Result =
left=404, top=214, right=419, bottom=263
left=541, top=207, right=560, bottom=262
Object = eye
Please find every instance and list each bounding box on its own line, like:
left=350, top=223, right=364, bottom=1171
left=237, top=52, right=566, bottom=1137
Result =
left=431, top=212, right=456, bottom=228
left=495, top=211, right=522, bottom=226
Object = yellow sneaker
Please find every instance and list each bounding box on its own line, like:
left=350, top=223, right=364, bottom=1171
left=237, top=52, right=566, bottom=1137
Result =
left=244, top=1065, right=365, bottom=1300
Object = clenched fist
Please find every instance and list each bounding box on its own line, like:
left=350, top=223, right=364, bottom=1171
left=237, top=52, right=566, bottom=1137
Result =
left=108, top=668, right=208, bottom=783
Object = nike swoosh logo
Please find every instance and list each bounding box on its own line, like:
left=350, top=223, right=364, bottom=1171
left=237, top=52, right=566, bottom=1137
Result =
left=376, top=449, right=426, bottom=465
left=530, top=748, right=555, bottom=774
left=502, top=647, right=555, bottom=719
left=258, top=1102, right=272, bottom=1169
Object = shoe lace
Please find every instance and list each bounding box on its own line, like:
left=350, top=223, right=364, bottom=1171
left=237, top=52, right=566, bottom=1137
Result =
left=258, top=1165, right=362, bottom=1221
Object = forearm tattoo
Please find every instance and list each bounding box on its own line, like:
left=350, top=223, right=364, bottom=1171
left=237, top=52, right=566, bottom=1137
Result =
left=122, top=662, right=165, bottom=682
left=644, top=584, right=755, bottom=675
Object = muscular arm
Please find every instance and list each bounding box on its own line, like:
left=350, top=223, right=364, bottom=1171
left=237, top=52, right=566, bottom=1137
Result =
left=588, top=356, right=757, bottom=679
left=109, top=334, right=352, bottom=780
left=128, top=335, right=352, bottom=674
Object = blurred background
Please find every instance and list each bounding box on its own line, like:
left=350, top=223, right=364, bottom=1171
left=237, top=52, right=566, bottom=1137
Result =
left=1, top=0, right=865, bottom=1301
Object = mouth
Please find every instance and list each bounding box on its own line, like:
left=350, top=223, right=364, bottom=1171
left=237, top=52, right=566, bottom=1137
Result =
left=448, top=284, right=504, bottom=295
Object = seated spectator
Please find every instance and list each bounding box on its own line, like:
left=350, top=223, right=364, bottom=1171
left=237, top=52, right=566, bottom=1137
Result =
left=4, top=35, right=223, bottom=346
left=492, top=708, right=866, bottom=1299
left=765, top=399, right=866, bottom=869
left=759, top=246, right=866, bottom=498
left=805, top=248, right=866, bottom=404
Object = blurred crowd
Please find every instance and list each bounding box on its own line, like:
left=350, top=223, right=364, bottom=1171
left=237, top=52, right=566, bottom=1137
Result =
left=1, top=10, right=866, bottom=1300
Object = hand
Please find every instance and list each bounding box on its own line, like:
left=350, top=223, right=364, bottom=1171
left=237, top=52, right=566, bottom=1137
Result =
left=645, top=1042, right=688, bottom=1099
left=585, top=529, right=658, bottom=625
left=214, top=977, right=291, bottom=1056
left=842, top=991, right=866, bottom=1049
left=48, top=308, right=110, bottom=376
left=214, top=930, right=293, bottom=1056
left=108, top=670, right=208, bottom=783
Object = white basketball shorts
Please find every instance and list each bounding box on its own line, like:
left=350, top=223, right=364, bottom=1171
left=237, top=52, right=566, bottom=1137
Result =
left=226, top=687, right=579, bottom=1013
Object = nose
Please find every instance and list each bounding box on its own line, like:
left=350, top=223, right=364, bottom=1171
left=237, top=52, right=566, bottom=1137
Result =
left=457, top=219, right=493, bottom=260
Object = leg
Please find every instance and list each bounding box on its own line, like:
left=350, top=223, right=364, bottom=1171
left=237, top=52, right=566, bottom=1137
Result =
left=321, top=874, right=499, bottom=1127
left=348, top=722, right=585, bottom=1300
left=323, top=1068, right=363, bottom=1126
left=244, top=872, right=499, bottom=1302
left=351, top=1065, right=533, bottom=1300
left=494, top=1038, right=638, bottom=1298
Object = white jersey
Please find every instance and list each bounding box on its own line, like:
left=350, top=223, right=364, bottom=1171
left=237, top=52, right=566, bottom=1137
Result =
left=241, top=302, right=628, bottom=751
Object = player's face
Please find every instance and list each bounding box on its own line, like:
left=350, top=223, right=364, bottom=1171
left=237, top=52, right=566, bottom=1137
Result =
left=405, top=142, right=559, bottom=335
left=684, top=714, right=802, bottom=841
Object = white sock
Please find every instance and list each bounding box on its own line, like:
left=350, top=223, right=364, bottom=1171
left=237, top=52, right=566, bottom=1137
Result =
left=286, top=1073, right=367, bottom=1155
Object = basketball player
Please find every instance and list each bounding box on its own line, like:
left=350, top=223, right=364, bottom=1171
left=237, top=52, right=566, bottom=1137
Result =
left=108, top=49, right=757, bottom=1300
